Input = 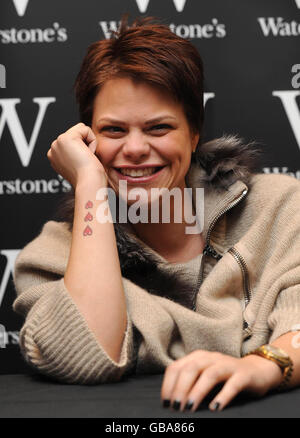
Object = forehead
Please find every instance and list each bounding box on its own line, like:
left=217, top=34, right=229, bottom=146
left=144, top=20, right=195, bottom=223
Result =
left=92, top=77, right=185, bottom=123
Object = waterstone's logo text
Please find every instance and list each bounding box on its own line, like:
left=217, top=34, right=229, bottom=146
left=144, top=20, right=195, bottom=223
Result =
left=0, top=22, right=67, bottom=44
left=258, top=17, right=300, bottom=37
left=99, top=19, right=226, bottom=40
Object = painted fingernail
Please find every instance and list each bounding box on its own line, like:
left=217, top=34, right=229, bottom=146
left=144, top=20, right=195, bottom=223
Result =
left=162, top=399, right=170, bottom=408
left=210, top=401, right=221, bottom=411
left=172, top=400, right=181, bottom=410
left=184, top=400, right=194, bottom=410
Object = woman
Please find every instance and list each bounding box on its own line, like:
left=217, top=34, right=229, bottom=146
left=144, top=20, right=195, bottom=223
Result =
left=13, top=16, right=300, bottom=413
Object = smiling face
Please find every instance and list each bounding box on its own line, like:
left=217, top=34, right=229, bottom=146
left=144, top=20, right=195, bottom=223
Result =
left=91, top=76, right=199, bottom=204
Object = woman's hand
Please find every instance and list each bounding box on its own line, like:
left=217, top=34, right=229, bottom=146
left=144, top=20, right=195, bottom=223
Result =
left=161, top=350, right=283, bottom=412
left=47, top=122, right=107, bottom=188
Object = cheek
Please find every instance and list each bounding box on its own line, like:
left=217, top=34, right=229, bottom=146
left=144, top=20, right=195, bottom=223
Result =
left=158, top=136, right=183, bottom=159
left=95, top=138, right=116, bottom=164
left=162, top=140, right=191, bottom=165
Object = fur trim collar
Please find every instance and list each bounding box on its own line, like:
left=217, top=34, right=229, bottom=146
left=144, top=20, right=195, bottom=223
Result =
left=192, top=134, right=262, bottom=191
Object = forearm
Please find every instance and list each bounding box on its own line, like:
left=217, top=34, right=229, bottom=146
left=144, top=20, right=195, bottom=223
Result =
left=271, top=330, right=300, bottom=388
left=64, top=174, right=127, bottom=363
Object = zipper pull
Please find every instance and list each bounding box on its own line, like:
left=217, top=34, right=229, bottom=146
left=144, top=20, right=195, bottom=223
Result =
left=203, top=244, right=222, bottom=260
left=242, top=320, right=252, bottom=340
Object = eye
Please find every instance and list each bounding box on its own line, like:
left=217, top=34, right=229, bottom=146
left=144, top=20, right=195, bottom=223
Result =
left=150, top=124, right=172, bottom=135
left=101, top=126, right=124, bottom=133
left=151, top=124, right=171, bottom=130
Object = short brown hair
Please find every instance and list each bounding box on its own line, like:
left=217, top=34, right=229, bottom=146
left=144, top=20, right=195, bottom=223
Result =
left=74, top=14, right=204, bottom=139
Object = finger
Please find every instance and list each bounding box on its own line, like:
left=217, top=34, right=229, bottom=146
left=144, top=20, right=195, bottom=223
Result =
left=49, top=139, right=57, bottom=151
left=168, top=364, right=202, bottom=411
left=70, top=123, right=96, bottom=147
left=161, top=361, right=185, bottom=406
left=88, top=138, right=98, bottom=154
left=83, top=127, right=97, bottom=147
left=186, top=364, right=233, bottom=413
left=47, top=144, right=61, bottom=171
left=208, top=372, right=251, bottom=412
left=161, top=351, right=214, bottom=409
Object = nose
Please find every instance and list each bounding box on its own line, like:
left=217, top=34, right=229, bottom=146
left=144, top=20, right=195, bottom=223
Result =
left=122, top=130, right=150, bottom=161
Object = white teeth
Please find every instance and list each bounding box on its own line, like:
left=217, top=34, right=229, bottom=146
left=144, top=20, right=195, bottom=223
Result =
left=119, top=167, right=158, bottom=177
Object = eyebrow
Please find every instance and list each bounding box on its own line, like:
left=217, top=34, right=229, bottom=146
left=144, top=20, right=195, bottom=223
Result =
left=97, top=115, right=177, bottom=125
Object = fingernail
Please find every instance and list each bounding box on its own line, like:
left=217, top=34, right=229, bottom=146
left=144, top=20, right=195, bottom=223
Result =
left=172, top=399, right=181, bottom=410
left=162, top=399, right=170, bottom=408
left=184, top=400, right=194, bottom=410
left=210, top=401, right=221, bottom=411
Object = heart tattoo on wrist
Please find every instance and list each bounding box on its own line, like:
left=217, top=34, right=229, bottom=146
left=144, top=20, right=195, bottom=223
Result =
left=83, top=200, right=94, bottom=236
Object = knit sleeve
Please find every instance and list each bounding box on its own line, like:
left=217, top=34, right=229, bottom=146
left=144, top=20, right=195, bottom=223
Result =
left=12, top=221, right=135, bottom=384
left=268, top=284, right=300, bottom=343
left=265, top=177, right=300, bottom=343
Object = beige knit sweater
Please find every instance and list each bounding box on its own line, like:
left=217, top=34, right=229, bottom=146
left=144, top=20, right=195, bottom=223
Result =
left=12, top=136, right=300, bottom=385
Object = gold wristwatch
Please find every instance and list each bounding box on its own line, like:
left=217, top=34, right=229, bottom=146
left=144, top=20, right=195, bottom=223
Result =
left=245, top=344, right=294, bottom=391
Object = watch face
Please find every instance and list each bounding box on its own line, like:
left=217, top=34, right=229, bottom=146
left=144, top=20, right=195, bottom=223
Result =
left=264, top=345, right=289, bottom=359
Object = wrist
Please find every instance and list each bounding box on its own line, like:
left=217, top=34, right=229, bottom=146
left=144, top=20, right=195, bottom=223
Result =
left=243, top=354, right=283, bottom=390
left=244, top=344, right=294, bottom=391
left=75, top=169, right=108, bottom=191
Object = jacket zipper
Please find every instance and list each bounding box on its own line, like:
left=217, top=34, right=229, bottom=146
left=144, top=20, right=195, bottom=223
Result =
left=192, top=188, right=250, bottom=327
left=227, top=246, right=253, bottom=340
left=227, top=247, right=252, bottom=307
